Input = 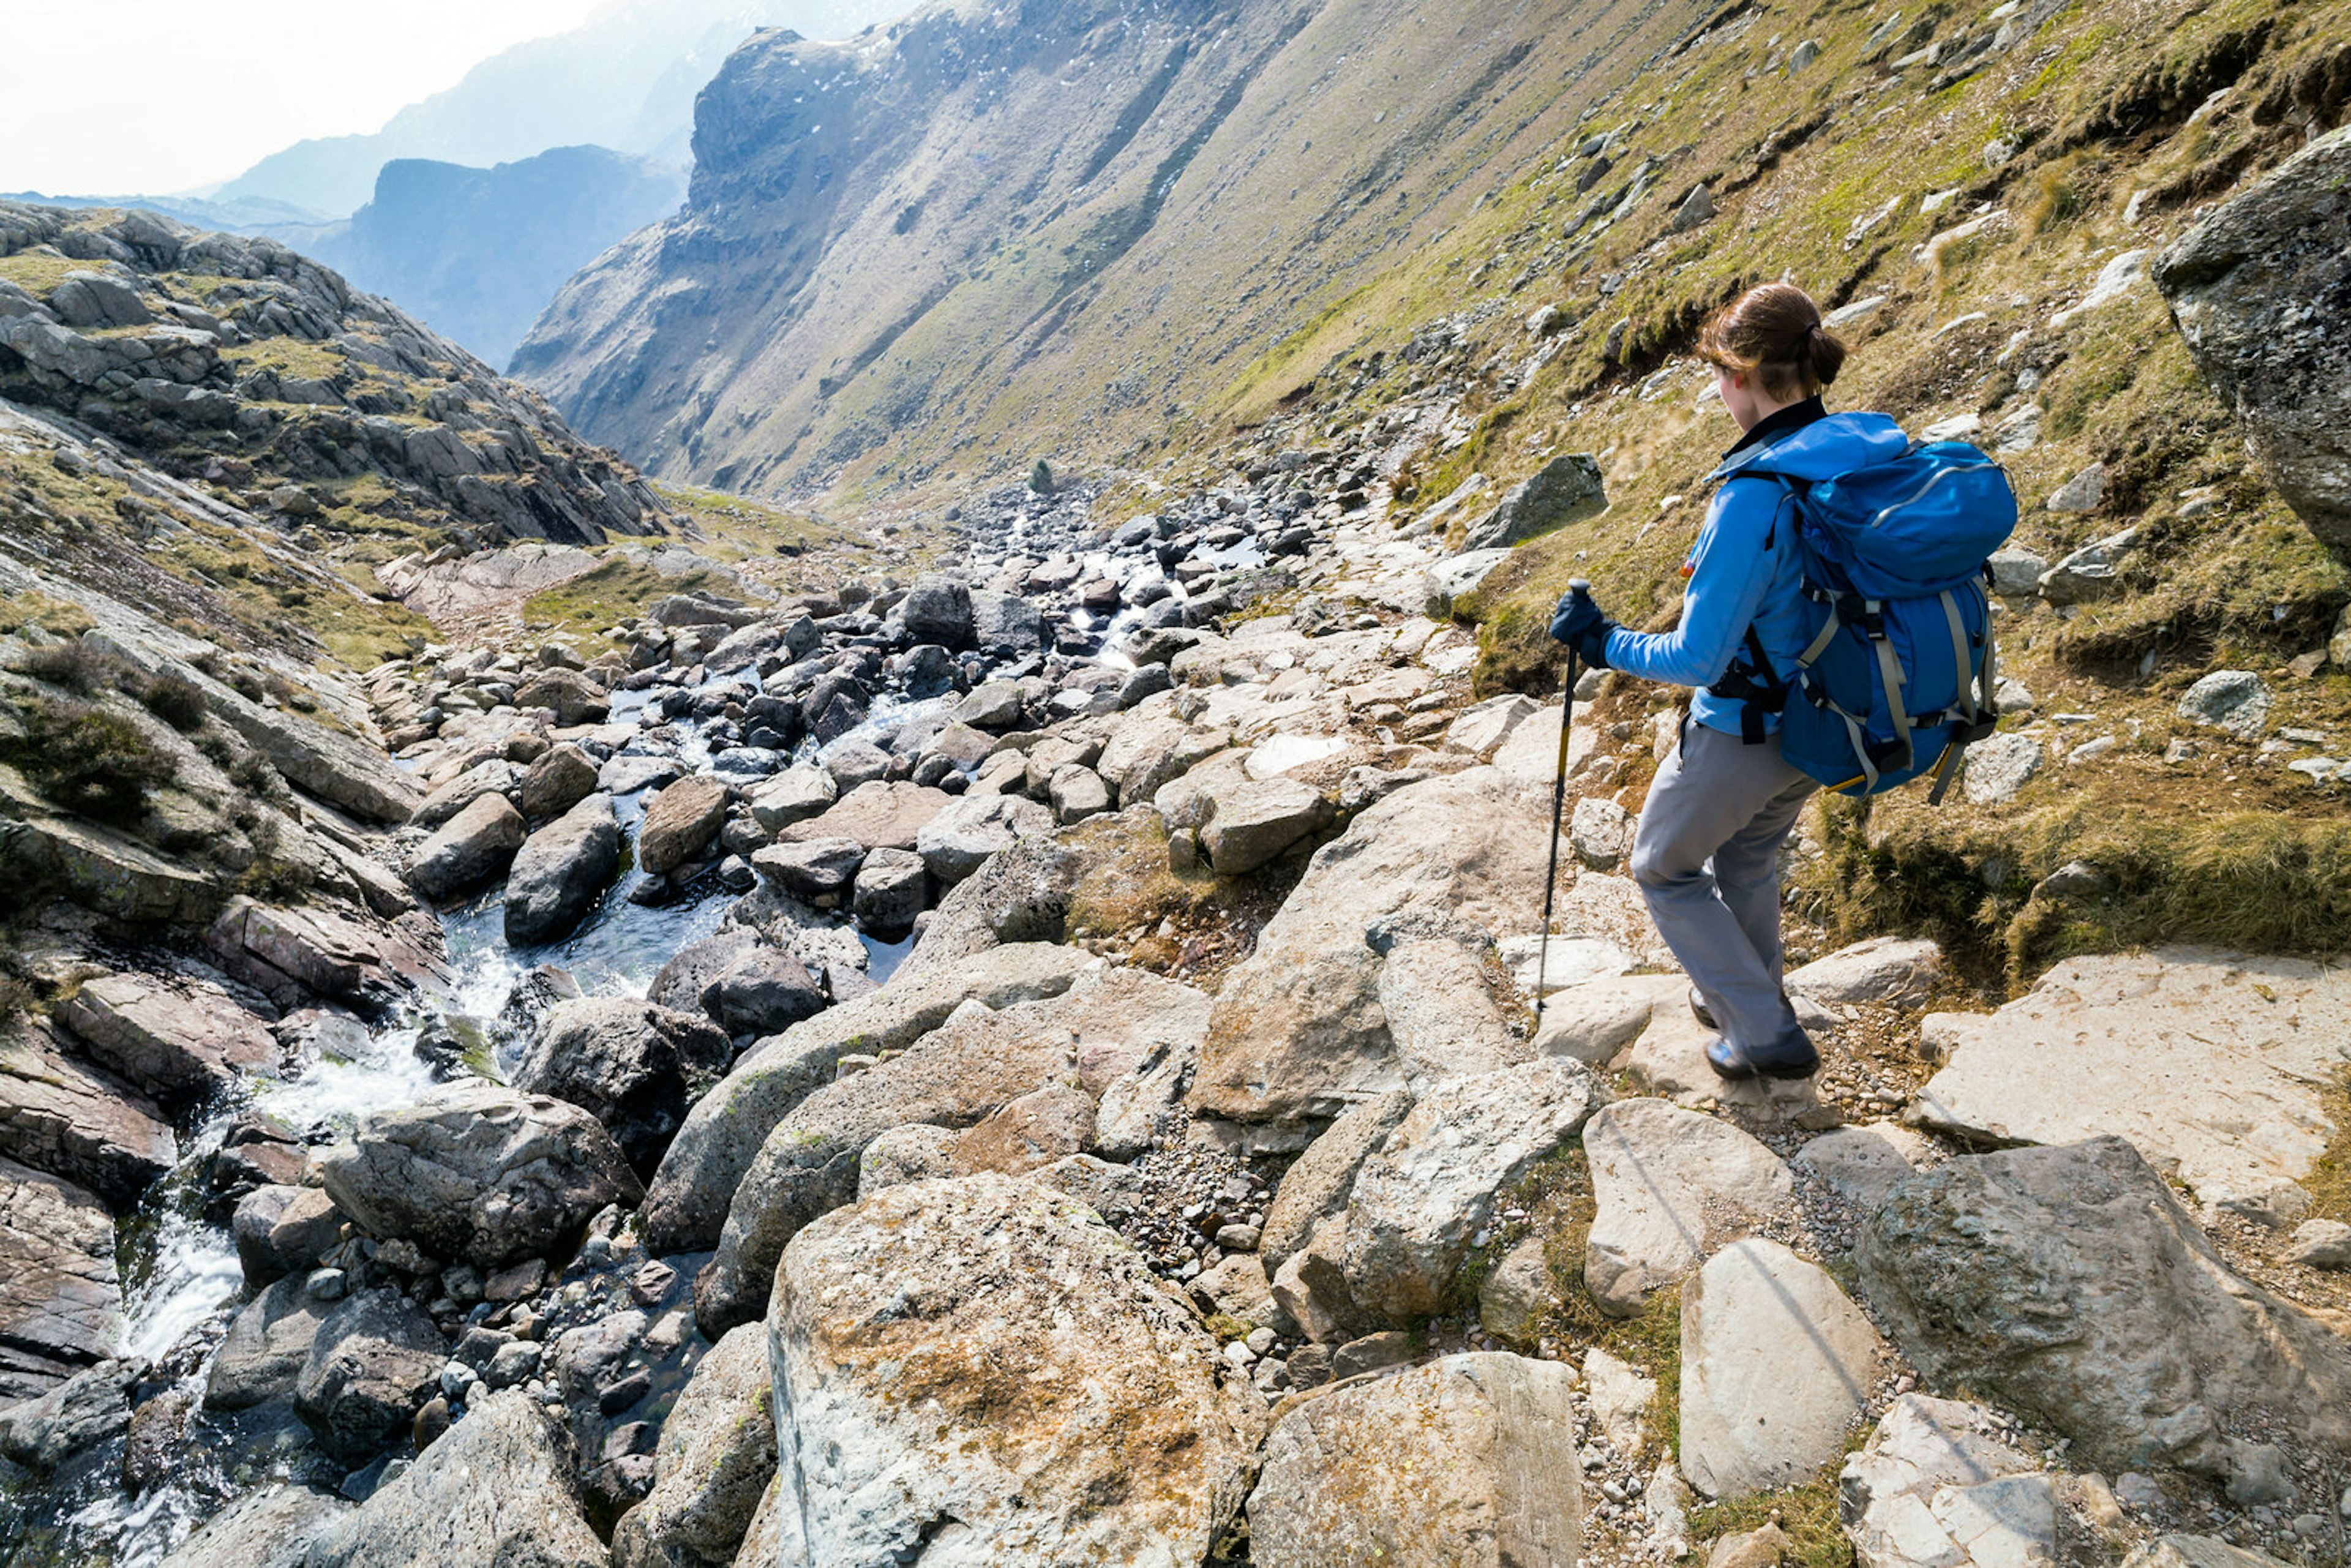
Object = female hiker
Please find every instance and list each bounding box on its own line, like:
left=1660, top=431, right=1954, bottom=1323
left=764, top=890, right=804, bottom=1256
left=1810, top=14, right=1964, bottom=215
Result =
left=1546, top=282, right=1908, bottom=1081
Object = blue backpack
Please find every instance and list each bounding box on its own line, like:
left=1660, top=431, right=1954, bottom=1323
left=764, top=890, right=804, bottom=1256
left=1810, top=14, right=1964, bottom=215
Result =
left=1719, top=440, right=2018, bottom=803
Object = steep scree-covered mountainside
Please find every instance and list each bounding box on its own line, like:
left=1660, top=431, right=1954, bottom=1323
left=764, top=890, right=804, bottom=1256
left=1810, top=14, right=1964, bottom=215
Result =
left=513, top=0, right=1723, bottom=493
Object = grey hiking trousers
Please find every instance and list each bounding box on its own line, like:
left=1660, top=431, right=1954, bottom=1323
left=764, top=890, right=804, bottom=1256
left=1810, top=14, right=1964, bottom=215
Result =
left=1629, top=719, right=1818, bottom=1051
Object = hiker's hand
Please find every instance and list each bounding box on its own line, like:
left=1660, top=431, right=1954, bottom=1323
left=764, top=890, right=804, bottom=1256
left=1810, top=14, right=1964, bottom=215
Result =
left=1549, top=588, right=1617, bottom=668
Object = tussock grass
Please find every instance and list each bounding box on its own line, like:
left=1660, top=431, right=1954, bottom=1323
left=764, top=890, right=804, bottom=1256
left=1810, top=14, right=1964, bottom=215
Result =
left=1689, top=1453, right=1860, bottom=1568
left=522, top=559, right=733, bottom=646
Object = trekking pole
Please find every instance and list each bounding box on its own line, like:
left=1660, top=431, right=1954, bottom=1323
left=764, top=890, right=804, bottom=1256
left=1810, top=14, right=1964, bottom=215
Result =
left=1535, top=579, right=1589, bottom=1016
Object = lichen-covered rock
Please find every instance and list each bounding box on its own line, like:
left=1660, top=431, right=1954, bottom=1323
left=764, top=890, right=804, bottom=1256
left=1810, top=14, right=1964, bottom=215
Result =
left=503, top=792, right=620, bottom=946
left=318, top=1081, right=642, bottom=1270
left=56, top=968, right=280, bottom=1103
left=1344, top=1059, right=1605, bottom=1320
left=1248, top=1352, right=1581, bottom=1567
left=293, top=1287, right=446, bottom=1463
left=0, top=1013, right=176, bottom=1204
left=1856, top=1136, right=2351, bottom=1474
left=766, top=1173, right=1263, bottom=1564
left=610, top=1324, right=776, bottom=1568
left=2154, top=126, right=2351, bottom=558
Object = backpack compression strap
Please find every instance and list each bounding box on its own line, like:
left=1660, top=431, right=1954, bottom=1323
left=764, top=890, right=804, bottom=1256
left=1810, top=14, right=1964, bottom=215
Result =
left=1925, top=578, right=2001, bottom=807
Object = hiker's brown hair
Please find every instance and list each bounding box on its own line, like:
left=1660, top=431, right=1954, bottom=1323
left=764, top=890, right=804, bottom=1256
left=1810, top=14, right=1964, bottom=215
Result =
left=1696, top=282, right=1847, bottom=400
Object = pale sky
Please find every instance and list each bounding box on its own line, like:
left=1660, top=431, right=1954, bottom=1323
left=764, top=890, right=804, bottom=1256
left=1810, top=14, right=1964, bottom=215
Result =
left=0, top=0, right=608, bottom=197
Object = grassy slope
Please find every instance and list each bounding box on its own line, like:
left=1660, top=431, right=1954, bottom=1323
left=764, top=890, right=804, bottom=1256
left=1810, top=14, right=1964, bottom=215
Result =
left=1185, top=0, right=2351, bottom=977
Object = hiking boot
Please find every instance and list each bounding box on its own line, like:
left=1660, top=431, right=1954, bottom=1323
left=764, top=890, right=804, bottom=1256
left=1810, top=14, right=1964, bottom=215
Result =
left=1690, top=987, right=1801, bottom=1035
left=1705, top=1027, right=1821, bottom=1082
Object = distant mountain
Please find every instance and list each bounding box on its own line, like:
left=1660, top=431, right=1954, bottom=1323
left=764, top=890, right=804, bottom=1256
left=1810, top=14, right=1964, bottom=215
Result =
left=211, top=0, right=911, bottom=219
left=0, top=190, right=327, bottom=233
left=296, top=146, right=687, bottom=369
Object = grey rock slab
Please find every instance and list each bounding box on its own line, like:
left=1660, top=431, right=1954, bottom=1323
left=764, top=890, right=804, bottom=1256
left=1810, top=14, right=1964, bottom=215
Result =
left=1913, top=948, right=2351, bottom=1223
left=233, top=1184, right=344, bottom=1285
left=1855, top=1135, right=2351, bottom=1473
left=700, top=964, right=1201, bottom=1331
left=1462, top=452, right=1607, bottom=550
left=0, top=1155, right=121, bottom=1405
left=403, top=792, right=524, bottom=902
left=609, top=1322, right=775, bottom=1568
left=1375, top=936, right=1523, bottom=1089
left=776, top=779, right=951, bottom=852
left=300, top=1387, right=604, bottom=1567
left=849, top=846, right=928, bottom=932
left=640, top=942, right=1095, bottom=1255
left=2044, top=462, right=2107, bottom=512
left=767, top=1172, right=1264, bottom=1564
left=57, top=967, right=281, bottom=1108
left=1273, top=1213, right=1381, bottom=1345
left=949, top=1082, right=1095, bottom=1176
left=1583, top=1346, right=1657, bottom=1456
left=1784, top=936, right=1944, bottom=1008
left=1260, top=1091, right=1415, bottom=1272
left=853, top=1123, right=958, bottom=1200
left=1614, top=990, right=1823, bottom=1123
left=0, top=1354, right=142, bottom=1470
left=1962, top=730, right=2044, bottom=805
left=1583, top=1098, right=1796, bottom=1317
left=408, top=759, right=523, bottom=831
left=318, top=1081, right=642, bottom=1270
left=1200, top=776, right=1332, bottom=875
left=1532, top=974, right=1680, bottom=1067
left=707, top=945, right=825, bottom=1037
left=2124, top=1538, right=2304, bottom=1568
left=1344, top=1058, right=1607, bottom=1320
left=1446, top=694, right=1540, bottom=759
left=914, top=792, right=1055, bottom=885
left=516, top=742, right=598, bottom=820
left=2284, top=1217, right=2351, bottom=1269
left=1248, top=1352, right=1581, bottom=1568
left=0, top=1013, right=176, bottom=1204
left=2037, top=526, right=2137, bottom=603
left=1793, top=1124, right=1925, bottom=1213
left=751, top=835, right=865, bottom=903
left=746, top=765, right=835, bottom=832
left=1679, top=1238, right=1885, bottom=1499
left=1477, top=1232, right=1553, bottom=1346
left=503, top=792, right=620, bottom=946
left=1840, top=1392, right=2064, bottom=1568
left=2154, top=126, right=2351, bottom=556
left=1193, top=767, right=1559, bottom=1135
left=1424, top=548, right=1512, bottom=617
left=635, top=775, right=730, bottom=874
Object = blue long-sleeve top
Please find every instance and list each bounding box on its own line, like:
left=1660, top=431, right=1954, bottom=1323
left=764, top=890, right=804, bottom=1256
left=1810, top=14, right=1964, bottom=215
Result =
left=1603, top=402, right=1910, bottom=738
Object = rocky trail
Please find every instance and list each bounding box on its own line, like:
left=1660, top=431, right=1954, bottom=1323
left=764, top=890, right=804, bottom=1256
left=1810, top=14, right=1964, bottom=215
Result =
left=2, top=343, right=2348, bottom=1568
left=2, top=8, right=2350, bottom=1564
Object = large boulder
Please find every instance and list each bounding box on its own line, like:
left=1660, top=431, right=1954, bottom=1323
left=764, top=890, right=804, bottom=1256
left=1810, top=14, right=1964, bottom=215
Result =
left=777, top=779, right=952, bottom=852
left=1680, top=1239, right=1885, bottom=1498
left=609, top=1324, right=776, bottom=1568
left=766, top=1173, right=1264, bottom=1562
left=1248, top=1352, right=1581, bottom=1567
left=1344, top=1059, right=1606, bottom=1320
left=636, top=776, right=731, bottom=875
left=0, top=1155, right=121, bottom=1405
left=512, top=667, right=610, bottom=726
left=0, top=1354, right=143, bottom=1471
left=898, top=573, right=974, bottom=647
left=158, top=1484, right=348, bottom=1568
left=1583, top=1098, right=1794, bottom=1317
left=0, top=1013, right=176, bottom=1202
left=1199, top=777, right=1333, bottom=875
left=1192, top=768, right=1554, bottom=1138
left=697, top=963, right=1203, bottom=1331
left=1856, top=1136, right=2351, bottom=1474
left=301, top=1388, right=605, bottom=1567
left=403, top=792, right=525, bottom=902
left=640, top=942, right=1096, bottom=1254
left=514, top=997, right=732, bottom=1172
left=2153, top=126, right=2351, bottom=557
left=1911, top=949, right=2351, bottom=1225
left=318, top=1082, right=642, bottom=1270
left=516, top=741, right=599, bottom=821
left=293, top=1286, right=446, bottom=1463
left=706, top=945, right=827, bottom=1036
left=232, top=1184, right=345, bottom=1285
left=1461, top=452, right=1607, bottom=550
left=504, top=792, right=620, bottom=945
left=207, top=1274, right=331, bottom=1411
